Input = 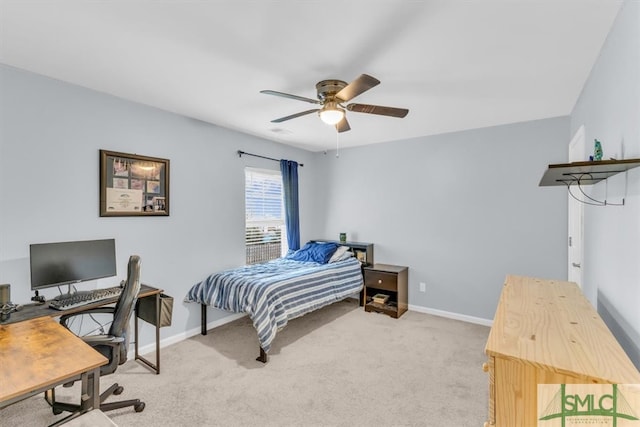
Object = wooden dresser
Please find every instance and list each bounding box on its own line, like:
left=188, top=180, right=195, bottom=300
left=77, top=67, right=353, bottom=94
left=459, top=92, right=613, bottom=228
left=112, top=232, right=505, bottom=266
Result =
left=484, top=275, right=640, bottom=426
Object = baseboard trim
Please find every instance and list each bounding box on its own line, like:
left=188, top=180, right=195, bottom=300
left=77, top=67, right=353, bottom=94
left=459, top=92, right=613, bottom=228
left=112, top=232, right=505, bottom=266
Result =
left=408, top=304, right=493, bottom=327
left=130, top=312, right=246, bottom=359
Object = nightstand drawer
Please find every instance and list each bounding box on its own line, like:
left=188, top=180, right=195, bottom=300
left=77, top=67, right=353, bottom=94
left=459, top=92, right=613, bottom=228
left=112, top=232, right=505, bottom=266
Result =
left=364, top=271, right=397, bottom=292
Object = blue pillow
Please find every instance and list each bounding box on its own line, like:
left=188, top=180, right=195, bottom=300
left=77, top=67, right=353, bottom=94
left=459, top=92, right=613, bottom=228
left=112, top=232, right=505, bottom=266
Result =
left=288, top=242, right=339, bottom=264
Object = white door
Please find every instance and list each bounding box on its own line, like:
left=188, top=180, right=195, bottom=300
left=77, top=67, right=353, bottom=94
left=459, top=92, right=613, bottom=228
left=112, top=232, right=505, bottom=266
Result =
left=568, top=126, right=585, bottom=287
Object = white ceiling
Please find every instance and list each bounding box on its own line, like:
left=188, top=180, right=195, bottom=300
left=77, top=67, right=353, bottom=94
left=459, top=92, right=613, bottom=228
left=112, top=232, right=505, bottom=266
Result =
left=0, top=1, right=622, bottom=152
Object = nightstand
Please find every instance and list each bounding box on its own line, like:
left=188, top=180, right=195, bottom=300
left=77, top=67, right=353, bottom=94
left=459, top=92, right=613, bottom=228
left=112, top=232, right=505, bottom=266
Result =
left=363, top=264, right=408, bottom=318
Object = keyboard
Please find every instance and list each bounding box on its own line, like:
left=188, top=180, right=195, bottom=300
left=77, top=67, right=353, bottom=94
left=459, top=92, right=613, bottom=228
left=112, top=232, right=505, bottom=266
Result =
left=49, top=286, right=123, bottom=311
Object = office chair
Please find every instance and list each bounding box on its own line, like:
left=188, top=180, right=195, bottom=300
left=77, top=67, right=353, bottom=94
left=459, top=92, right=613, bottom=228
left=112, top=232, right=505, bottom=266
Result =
left=46, top=255, right=145, bottom=414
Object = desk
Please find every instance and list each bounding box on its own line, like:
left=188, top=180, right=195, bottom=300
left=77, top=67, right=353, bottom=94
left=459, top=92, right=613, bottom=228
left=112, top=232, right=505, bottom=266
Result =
left=0, top=284, right=164, bottom=374
left=0, top=317, right=107, bottom=424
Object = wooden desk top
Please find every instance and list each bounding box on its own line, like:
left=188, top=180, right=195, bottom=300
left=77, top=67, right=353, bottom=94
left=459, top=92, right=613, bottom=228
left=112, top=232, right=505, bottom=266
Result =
left=485, top=275, right=640, bottom=384
left=0, top=317, right=108, bottom=404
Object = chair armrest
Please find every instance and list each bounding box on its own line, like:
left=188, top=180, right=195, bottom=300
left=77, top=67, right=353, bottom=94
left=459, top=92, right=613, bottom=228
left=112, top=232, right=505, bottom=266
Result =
left=82, top=334, right=124, bottom=345
left=60, top=307, right=116, bottom=327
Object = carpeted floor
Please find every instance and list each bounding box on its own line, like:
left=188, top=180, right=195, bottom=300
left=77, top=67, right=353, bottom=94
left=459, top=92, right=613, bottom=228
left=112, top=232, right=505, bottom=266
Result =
left=1, top=300, right=490, bottom=426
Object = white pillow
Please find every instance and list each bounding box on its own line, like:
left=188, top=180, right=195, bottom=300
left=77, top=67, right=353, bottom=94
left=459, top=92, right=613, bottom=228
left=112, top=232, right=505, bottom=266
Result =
left=335, top=250, right=354, bottom=262
left=328, top=245, right=350, bottom=263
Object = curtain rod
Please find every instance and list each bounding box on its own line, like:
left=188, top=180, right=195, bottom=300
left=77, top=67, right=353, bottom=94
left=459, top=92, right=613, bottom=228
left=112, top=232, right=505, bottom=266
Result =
left=237, top=150, right=304, bottom=167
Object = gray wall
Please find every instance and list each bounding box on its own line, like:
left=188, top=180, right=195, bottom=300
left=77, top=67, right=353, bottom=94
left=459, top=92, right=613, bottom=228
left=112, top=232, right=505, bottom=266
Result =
left=0, top=64, right=318, bottom=348
left=310, top=117, right=569, bottom=321
left=570, top=0, right=640, bottom=367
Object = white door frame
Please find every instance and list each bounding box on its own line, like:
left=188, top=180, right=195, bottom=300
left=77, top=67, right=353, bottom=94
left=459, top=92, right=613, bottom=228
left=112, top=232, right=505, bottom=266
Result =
left=568, top=125, right=585, bottom=287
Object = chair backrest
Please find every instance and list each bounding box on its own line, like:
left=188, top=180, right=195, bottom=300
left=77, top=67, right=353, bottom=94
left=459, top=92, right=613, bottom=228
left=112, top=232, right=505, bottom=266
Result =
left=109, top=255, right=141, bottom=345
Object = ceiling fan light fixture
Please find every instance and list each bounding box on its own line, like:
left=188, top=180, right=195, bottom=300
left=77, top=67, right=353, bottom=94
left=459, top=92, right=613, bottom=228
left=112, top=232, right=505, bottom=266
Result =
left=319, top=102, right=345, bottom=125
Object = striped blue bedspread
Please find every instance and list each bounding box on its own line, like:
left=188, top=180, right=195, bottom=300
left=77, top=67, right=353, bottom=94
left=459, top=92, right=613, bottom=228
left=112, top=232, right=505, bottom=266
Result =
left=184, top=257, right=363, bottom=353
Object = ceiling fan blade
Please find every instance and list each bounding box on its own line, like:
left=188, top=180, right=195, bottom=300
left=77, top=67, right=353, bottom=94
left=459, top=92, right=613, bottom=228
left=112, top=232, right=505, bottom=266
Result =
left=271, top=109, right=319, bottom=123
left=260, top=90, right=321, bottom=104
left=346, top=103, right=409, bottom=118
left=335, top=117, right=351, bottom=133
left=335, top=74, right=380, bottom=102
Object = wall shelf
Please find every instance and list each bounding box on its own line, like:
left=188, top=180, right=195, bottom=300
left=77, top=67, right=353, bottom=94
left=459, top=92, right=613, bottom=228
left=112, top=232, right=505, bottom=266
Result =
left=539, top=158, right=640, bottom=206
left=539, top=158, right=640, bottom=187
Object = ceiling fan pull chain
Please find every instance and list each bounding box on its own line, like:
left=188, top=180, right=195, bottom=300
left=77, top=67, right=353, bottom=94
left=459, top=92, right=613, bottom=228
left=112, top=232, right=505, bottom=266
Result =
left=336, top=132, right=340, bottom=158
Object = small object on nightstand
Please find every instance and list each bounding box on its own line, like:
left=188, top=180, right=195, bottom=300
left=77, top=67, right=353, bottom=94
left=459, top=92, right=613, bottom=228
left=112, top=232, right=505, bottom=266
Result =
left=372, top=293, right=389, bottom=304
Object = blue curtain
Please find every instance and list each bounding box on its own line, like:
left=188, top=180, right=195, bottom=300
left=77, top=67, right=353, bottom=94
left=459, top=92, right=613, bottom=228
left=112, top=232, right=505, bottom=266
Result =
left=280, top=159, right=300, bottom=251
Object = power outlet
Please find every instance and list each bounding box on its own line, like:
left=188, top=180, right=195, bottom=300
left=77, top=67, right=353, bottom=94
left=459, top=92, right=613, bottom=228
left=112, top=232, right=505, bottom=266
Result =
left=419, top=282, right=426, bottom=292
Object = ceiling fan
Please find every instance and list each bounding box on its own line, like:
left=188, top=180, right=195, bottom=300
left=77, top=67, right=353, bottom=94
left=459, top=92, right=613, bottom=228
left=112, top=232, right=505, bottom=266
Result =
left=260, top=74, right=409, bottom=133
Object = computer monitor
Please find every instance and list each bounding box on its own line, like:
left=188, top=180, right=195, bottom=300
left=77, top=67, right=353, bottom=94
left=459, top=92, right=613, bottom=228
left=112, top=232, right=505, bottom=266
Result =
left=29, top=239, right=117, bottom=291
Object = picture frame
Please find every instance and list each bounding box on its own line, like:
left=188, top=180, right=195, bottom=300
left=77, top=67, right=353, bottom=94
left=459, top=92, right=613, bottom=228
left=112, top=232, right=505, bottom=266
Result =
left=100, top=150, right=170, bottom=217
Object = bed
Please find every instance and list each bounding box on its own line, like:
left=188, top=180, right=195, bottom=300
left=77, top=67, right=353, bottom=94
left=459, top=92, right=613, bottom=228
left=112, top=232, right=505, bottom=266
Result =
left=184, top=242, right=365, bottom=363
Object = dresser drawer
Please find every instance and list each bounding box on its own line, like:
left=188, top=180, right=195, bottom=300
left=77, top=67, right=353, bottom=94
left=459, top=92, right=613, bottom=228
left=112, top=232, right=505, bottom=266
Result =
left=364, top=271, right=397, bottom=292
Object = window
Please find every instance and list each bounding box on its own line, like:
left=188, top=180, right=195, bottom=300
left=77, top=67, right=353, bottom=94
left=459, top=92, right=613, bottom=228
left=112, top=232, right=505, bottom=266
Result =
left=245, top=168, right=287, bottom=264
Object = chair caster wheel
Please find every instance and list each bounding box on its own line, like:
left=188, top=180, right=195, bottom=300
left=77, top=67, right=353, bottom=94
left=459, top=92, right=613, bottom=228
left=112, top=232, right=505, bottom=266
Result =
left=53, top=408, right=63, bottom=415
left=114, top=385, right=124, bottom=395
left=134, top=402, right=145, bottom=412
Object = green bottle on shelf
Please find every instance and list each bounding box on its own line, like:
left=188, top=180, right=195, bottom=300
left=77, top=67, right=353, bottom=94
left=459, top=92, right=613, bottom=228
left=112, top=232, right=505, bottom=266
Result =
left=594, top=139, right=603, bottom=161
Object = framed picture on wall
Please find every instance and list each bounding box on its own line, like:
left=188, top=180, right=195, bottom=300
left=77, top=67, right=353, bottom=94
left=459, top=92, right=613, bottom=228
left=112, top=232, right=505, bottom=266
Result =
left=99, top=150, right=170, bottom=217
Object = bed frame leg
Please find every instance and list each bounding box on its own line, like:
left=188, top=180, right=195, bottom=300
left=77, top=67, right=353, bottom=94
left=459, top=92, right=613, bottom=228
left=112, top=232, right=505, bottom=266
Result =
left=256, top=347, right=268, bottom=363
left=201, top=304, right=207, bottom=335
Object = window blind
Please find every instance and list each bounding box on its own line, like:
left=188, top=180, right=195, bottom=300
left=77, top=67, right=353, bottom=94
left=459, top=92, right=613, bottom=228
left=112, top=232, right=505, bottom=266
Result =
left=245, top=168, right=286, bottom=263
